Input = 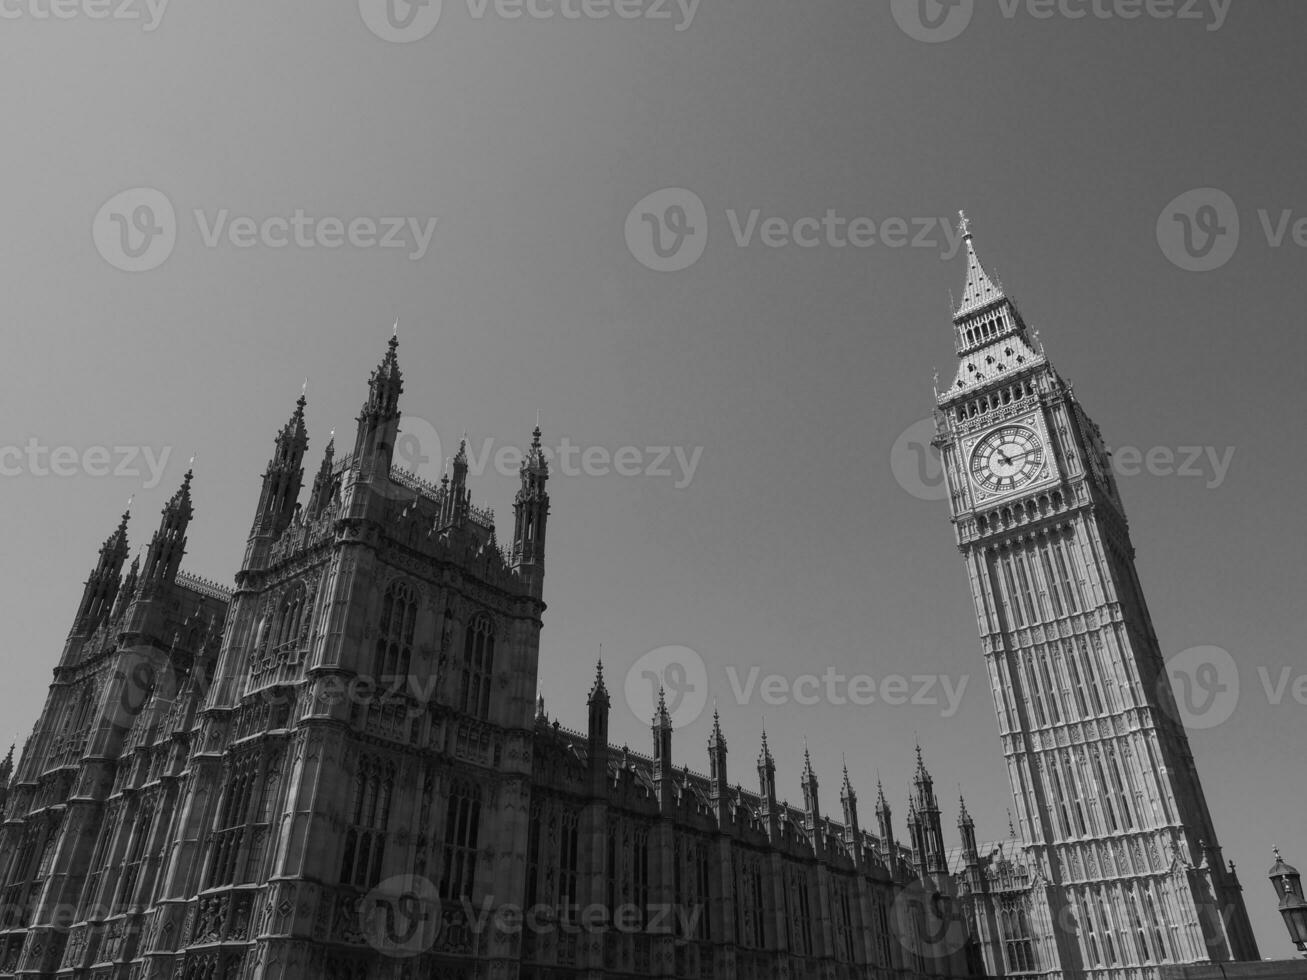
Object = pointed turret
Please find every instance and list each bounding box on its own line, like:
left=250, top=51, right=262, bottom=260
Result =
left=111, top=554, right=141, bottom=623
left=911, top=745, right=948, bottom=876
left=801, top=742, right=821, bottom=830
left=141, top=469, right=194, bottom=594
left=941, top=212, right=1045, bottom=402
left=586, top=659, right=610, bottom=795
left=652, top=687, right=674, bottom=810
left=875, top=777, right=895, bottom=854
left=954, top=211, right=1007, bottom=323
left=840, top=760, right=862, bottom=861
left=0, top=744, right=12, bottom=814
left=757, top=726, right=779, bottom=840
left=959, top=793, right=978, bottom=866
left=307, top=433, right=339, bottom=519
left=906, top=791, right=926, bottom=878
left=352, top=332, right=404, bottom=484
left=707, top=707, right=729, bottom=822
left=757, top=726, right=777, bottom=801
left=71, top=506, right=131, bottom=636
left=512, top=423, right=550, bottom=597
left=440, top=436, right=472, bottom=527
left=247, top=393, right=309, bottom=561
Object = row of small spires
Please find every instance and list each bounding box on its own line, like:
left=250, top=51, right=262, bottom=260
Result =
left=536, top=659, right=993, bottom=844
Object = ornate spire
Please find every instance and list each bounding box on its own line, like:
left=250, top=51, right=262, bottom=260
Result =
left=251, top=391, right=310, bottom=541
left=707, top=706, right=729, bottom=797
left=513, top=420, right=550, bottom=581
left=0, top=743, right=13, bottom=783
left=276, top=392, right=309, bottom=460
left=72, top=504, right=132, bottom=633
left=958, top=792, right=974, bottom=828
left=142, top=468, right=194, bottom=592
left=107, top=505, right=131, bottom=555
left=359, top=332, right=403, bottom=423
left=953, top=211, right=1006, bottom=320
left=709, top=705, right=726, bottom=749
left=587, top=658, right=610, bottom=706
left=167, top=467, right=195, bottom=524
left=653, top=686, right=672, bottom=729
left=307, top=434, right=338, bottom=518
left=840, top=757, right=856, bottom=801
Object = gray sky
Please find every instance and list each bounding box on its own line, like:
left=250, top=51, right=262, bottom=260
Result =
left=2, top=0, right=1305, bottom=956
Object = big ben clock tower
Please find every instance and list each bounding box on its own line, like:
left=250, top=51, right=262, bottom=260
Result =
left=932, top=215, right=1259, bottom=978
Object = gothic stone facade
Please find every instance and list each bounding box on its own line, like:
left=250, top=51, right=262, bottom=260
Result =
left=0, top=337, right=981, bottom=980
left=934, top=218, right=1260, bottom=980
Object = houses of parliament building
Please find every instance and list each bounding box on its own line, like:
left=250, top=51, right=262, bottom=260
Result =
left=0, top=221, right=1261, bottom=979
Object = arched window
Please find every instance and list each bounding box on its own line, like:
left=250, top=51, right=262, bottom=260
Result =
left=339, top=755, right=395, bottom=889
left=207, top=752, right=258, bottom=887
left=375, top=581, right=417, bottom=680
left=439, top=781, right=482, bottom=901
left=273, top=586, right=305, bottom=652
left=460, top=614, right=495, bottom=720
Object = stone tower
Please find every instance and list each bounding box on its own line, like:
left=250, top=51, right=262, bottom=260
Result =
left=931, top=215, right=1259, bottom=978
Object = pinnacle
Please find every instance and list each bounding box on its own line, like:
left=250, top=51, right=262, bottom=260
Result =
left=953, top=211, right=1006, bottom=320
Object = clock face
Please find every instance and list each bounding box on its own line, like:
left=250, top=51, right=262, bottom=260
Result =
left=970, top=425, right=1045, bottom=495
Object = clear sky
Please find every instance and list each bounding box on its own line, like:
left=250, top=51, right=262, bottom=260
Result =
left=2, top=0, right=1305, bottom=957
